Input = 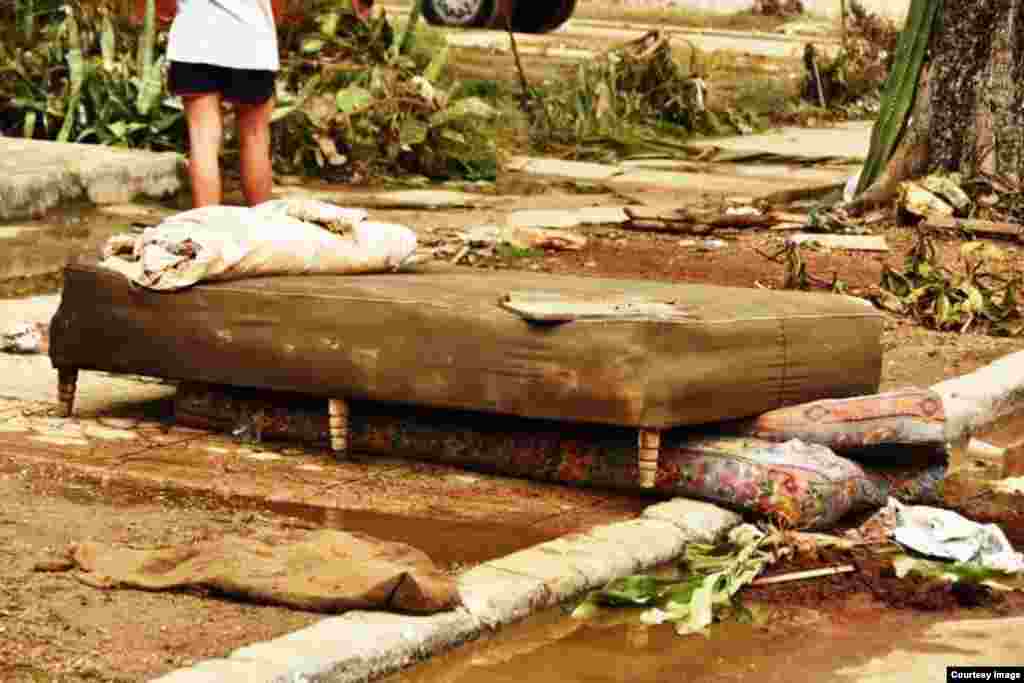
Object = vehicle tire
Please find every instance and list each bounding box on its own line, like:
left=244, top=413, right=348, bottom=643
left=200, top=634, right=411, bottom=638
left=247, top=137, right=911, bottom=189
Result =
left=422, top=0, right=495, bottom=28
left=509, top=0, right=576, bottom=33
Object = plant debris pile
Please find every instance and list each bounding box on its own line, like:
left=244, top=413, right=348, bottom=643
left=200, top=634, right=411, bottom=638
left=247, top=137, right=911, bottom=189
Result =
left=875, top=231, right=1023, bottom=335
left=752, top=0, right=805, bottom=17
left=574, top=521, right=1021, bottom=637
left=0, top=0, right=500, bottom=182
left=572, top=525, right=776, bottom=635
left=272, top=2, right=499, bottom=181
left=804, top=1, right=899, bottom=110
left=530, top=31, right=758, bottom=162
left=0, top=1, right=185, bottom=149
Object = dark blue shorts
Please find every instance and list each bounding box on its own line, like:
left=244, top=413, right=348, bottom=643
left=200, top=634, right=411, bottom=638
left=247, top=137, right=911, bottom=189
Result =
left=168, top=61, right=276, bottom=105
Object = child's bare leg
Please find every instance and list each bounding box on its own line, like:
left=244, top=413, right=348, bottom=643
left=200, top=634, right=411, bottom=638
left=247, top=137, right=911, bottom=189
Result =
left=183, top=93, right=225, bottom=207
left=236, top=98, right=274, bottom=207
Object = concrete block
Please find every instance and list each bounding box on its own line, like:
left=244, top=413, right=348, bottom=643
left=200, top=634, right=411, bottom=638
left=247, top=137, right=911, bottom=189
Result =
left=485, top=547, right=590, bottom=603
left=583, top=518, right=689, bottom=566
left=457, top=565, right=552, bottom=628
left=528, top=536, right=646, bottom=588
left=149, top=657, right=283, bottom=682
left=642, top=498, right=741, bottom=543
left=230, top=609, right=481, bottom=683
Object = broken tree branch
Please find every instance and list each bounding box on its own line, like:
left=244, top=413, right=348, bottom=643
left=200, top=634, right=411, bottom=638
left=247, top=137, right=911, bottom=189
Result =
left=924, top=215, right=1023, bottom=242
left=623, top=206, right=809, bottom=234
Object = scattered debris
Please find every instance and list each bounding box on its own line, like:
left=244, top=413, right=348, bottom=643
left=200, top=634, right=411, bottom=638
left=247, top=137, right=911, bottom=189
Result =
left=1, top=321, right=48, bottom=354
left=924, top=216, right=1023, bottom=243
left=507, top=226, right=587, bottom=251
left=0, top=2, right=501, bottom=182
left=572, top=524, right=775, bottom=636
left=786, top=233, right=889, bottom=252
left=530, top=31, right=756, bottom=162
left=750, top=565, right=855, bottom=586
left=899, top=181, right=955, bottom=219
left=752, top=0, right=806, bottom=17
left=456, top=223, right=587, bottom=255
left=622, top=206, right=810, bottom=234
left=887, top=499, right=1024, bottom=573
left=876, top=230, right=1023, bottom=335
left=919, top=175, right=972, bottom=213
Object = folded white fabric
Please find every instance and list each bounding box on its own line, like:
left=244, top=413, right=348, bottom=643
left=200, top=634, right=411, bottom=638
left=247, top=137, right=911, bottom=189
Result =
left=100, top=199, right=418, bottom=291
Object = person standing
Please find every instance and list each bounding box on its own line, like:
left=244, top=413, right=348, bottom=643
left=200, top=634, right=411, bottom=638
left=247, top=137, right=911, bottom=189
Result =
left=166, top=0, right=279, bottom=207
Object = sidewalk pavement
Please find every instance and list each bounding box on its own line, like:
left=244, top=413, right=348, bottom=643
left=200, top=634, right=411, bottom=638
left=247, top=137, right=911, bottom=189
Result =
left=0, top=137, right=183, bottom=221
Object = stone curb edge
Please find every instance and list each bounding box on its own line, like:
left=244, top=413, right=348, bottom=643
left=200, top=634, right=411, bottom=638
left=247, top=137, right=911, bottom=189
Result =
left=150, top=498, right=740, bottom=683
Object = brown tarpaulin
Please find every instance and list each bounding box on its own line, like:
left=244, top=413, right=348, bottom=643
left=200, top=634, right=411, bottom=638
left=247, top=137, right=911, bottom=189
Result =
left=67, top=529, right=461, bottom=614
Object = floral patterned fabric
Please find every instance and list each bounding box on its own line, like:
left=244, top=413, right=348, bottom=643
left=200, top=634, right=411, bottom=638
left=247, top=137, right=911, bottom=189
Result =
left=177, top=384, right=906, bottom=530
left=743, top=388, right=947, bottom=452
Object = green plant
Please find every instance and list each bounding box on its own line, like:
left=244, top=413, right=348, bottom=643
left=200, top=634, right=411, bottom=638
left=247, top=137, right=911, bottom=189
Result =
left=0, top=1, right=500, bottom=182
left=877, top=231, right=1023, bottom=334
left=528, top=32, right=754, bottom=162
left=0, top=2, right=185, bottom=150
left=572, top=525, right=775, bottom=636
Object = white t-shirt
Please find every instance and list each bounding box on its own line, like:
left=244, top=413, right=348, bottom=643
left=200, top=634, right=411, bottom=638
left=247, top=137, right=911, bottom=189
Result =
left=167, top=0, right=280, bottom=71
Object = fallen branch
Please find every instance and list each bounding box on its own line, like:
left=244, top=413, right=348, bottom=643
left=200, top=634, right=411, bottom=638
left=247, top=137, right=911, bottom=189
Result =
left=751, top=564, right=856, bottom=586
left=924, top=215, right=1023, bottom=242
left=623, top=206, right=809, bottom=234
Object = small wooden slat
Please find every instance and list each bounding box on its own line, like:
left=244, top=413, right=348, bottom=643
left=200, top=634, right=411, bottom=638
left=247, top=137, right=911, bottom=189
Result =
left=328, top=398, right=349, bottom=456
left=638, top=429, right=660, bottom=489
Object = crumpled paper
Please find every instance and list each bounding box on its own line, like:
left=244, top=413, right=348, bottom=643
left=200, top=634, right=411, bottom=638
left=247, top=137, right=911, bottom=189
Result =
left=889, top=498, right=1024, bottom=573
left=1, top=322, right=48, bottom=354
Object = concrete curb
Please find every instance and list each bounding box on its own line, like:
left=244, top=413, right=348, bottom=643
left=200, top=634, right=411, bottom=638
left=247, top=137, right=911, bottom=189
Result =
left=0, top=139, right=184, bottom=220
left=150, top=499, right=740, bottom=683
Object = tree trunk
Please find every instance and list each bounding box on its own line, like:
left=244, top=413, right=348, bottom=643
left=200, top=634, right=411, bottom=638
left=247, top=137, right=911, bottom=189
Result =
left=860, top=0, right=1024, bottom=205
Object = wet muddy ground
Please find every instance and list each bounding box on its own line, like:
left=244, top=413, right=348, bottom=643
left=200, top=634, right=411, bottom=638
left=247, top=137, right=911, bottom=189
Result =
left=0, top=462, right=320, bottom=682
left=3, top=33, right=1024, bottom=673
left=4, top=160, right=1024, bottom=680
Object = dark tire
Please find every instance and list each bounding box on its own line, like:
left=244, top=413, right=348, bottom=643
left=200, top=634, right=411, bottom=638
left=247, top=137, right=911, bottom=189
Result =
left=422, top=0, right=496, bottom=28
left=509, top=0, right=576, bottom=33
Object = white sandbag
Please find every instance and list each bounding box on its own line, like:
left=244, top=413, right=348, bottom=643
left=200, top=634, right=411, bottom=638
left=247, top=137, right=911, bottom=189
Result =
left=99, top=200, right=417, bottom=291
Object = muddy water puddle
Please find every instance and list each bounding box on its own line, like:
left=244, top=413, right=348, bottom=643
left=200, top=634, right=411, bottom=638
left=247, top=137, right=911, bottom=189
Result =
left=13, top=458, right=557, bottom=569
left=383, top=604, right=964, bottom=683
left=263, top=501, right=559, bottom=567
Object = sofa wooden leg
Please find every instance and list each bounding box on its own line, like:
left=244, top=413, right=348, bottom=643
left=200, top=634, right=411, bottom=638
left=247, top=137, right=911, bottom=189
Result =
left=57, top=368, right=79, bottom=418
left=328, top=398, right=349, bottom=457
left=638, top=429, right=660, bottom=489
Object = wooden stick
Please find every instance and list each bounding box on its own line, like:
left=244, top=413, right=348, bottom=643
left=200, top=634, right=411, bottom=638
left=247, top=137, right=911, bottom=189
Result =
left=751, top=564, right=856, bottom=586
left=924, top=215, right=1023, bottom=241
